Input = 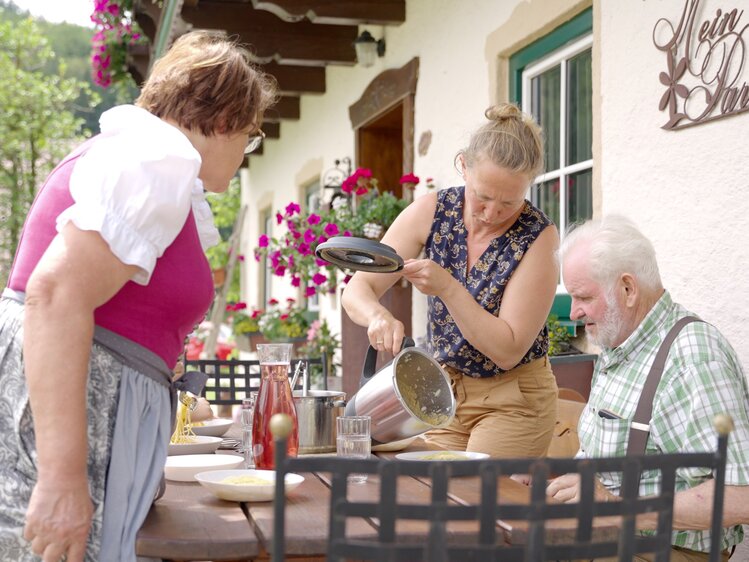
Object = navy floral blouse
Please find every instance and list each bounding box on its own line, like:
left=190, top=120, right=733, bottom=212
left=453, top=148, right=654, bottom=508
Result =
left=424, top=186, right=553, bottom=378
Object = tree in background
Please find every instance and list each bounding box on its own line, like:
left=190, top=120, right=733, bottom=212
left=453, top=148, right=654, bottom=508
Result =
left=0, top=10, right=99, bottom=285
left=0, top=1, right=139, bottom=134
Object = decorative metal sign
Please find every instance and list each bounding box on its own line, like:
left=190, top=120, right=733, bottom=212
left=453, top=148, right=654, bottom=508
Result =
left=653, top=0, right=748, bottom=130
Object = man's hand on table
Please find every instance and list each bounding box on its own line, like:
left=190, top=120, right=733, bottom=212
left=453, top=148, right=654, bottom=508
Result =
left=510, top=473, right=619, bottom=504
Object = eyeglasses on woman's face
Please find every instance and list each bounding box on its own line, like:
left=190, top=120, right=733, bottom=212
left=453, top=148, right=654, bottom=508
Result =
left=244, top=129, right=265, bottom=154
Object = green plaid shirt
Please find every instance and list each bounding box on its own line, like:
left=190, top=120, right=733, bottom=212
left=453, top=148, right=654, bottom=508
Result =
left=578, top=291, right=749, bottom=552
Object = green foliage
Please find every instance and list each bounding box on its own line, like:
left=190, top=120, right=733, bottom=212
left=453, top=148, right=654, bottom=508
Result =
left=258, top=298, right=311, bottom=341
left=0, top=12, right=98, bottom=285
left=204, top=178, right=242, bottom=302
left=547, top=314, right=572, bottom=356
left=231, top=308, right=263, bottom=336
left=0, top=3, right=137, bottom=134
left=298, top=319, right=340, bottom=382
left=356, top=190, right=410, bottom=231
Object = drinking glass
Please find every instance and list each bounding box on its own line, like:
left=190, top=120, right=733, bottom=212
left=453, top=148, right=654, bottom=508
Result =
left=241, top=392, right=257, bottom=468
left=336, top=416, right=371, bottom=484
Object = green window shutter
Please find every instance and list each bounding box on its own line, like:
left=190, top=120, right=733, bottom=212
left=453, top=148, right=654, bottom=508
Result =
left=508, top=8, right=593, bottom=104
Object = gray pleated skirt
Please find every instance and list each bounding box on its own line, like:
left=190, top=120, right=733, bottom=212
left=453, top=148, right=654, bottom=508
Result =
left=0, top=293, right=172, bottom=561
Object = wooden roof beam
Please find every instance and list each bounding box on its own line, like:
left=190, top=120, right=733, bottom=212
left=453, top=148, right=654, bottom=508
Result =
left=261, top=121, right=280, bottom=138
left=181, top=2, right=357, bottom=65
left=263, top=96, right=300, bottom=122
left=249, top=0, right=405, bottom=26
left=262, top=62, right=325, bottom=95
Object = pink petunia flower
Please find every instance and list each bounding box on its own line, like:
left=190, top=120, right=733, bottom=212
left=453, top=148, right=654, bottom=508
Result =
left=285, top=202, right=301, bottom=217
left=399, top=173, right=420, bottom=186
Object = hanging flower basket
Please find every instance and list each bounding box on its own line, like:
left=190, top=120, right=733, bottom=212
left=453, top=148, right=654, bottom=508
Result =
left=90, top=0, right=147, bottom=88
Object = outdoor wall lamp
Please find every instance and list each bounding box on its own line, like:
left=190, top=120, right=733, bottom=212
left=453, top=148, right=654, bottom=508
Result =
left=322, top=157, right=352, bottom=191
left=355, top=30, right=385, bottom=68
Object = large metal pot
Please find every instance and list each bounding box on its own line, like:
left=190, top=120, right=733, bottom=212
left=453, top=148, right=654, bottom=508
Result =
left=345, top=339, right=455, bottom=444
left=293, top=390, right=346, bottom=453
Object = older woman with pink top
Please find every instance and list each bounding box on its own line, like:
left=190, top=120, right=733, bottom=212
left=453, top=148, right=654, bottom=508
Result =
left=0, top=32, right=276, bottom=562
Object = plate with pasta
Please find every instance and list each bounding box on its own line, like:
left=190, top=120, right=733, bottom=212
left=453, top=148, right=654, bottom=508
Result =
left=394, top=450, right=489, bottom=461
left=194, top=469, right=304, bottom=502
left=168, top=435, right=223, bottom=456
left=191, top=418, right=233, bottom=437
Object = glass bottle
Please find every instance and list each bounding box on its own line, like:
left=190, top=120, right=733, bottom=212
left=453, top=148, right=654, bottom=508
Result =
left=252, top=343, right=299, bottom=469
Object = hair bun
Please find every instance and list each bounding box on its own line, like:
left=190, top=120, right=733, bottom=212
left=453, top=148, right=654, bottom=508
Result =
left=485, top=103, right=522, bottom=122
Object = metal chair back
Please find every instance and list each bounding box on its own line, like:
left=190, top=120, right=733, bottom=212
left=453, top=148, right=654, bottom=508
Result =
left=271, top=417, right=731, bottom=562
left=185, top=354, right=327, bottom=405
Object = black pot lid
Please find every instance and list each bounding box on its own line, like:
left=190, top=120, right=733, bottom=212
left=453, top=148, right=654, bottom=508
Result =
left=315, top=236, right=404, bottom=273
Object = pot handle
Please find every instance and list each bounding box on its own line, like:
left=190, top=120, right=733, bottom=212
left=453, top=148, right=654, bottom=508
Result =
left=360, top=336, right=415, bottom=388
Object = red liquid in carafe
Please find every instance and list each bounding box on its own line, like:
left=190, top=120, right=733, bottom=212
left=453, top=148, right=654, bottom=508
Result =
left=252, top=362, right=299, bottom=469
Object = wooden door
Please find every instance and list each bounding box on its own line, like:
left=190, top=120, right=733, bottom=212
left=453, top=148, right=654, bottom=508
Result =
left=342, top=58, right=419, bottom=398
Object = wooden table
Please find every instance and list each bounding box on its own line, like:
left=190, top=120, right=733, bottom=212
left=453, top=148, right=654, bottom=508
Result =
left=136, top=437, right=618, bottom=561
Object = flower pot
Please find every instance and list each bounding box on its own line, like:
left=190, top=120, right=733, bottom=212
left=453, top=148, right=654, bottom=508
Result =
left=249, top=332, right=269, bottom=350
left=212, top=267, right=226, bottom=288
left=271, top=336, right=307, bottom=357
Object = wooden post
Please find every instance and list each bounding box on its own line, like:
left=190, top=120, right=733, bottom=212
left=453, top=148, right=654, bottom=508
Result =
left=203, top=205, right=247, bottom=359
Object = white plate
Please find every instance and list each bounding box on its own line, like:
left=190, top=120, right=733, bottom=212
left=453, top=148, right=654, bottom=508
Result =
left=371, top=436, right=418, bottom=452
left=168, top=435, right=223, bottom=456
left=194, top=469, right=305, bottom=502
left=164, top=453, right=244, bottom=482
left=191, top=418, right=233, bottom=437
left=395, top=450, right=490, bottom=461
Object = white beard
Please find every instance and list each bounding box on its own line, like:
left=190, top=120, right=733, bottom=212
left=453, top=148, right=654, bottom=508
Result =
left=587, top=290, right=624, bottom=349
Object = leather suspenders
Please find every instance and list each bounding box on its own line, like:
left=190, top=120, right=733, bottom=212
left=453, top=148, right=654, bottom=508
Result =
left=626, top=316, right=701, bottom=456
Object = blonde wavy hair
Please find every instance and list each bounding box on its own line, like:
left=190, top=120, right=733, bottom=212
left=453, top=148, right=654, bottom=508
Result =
left=459, top=103, right=544, bottom=179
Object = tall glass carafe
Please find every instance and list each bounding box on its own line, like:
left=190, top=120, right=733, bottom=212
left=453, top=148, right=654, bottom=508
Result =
left=252, top=343, right=299, bottom=469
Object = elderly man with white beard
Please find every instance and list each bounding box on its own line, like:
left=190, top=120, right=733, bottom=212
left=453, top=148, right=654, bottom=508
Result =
left=546, top=215, right=749, bottom=561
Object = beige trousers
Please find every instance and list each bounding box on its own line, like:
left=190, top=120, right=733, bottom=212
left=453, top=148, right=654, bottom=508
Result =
left=423, top=357, right=558, bottom=458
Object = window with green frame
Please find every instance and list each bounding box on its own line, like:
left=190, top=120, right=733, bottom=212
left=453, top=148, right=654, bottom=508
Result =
left=509, top=8, right=593, bottom=242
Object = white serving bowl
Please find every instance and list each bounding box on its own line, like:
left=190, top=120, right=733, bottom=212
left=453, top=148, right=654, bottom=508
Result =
left=194, top=469, right=305, bottom=502
left=168, top=435, right=223, bottom=456
left=164, top=454, right=244, bottom=482
left=395, top=450, right=490, bottom=461
left=191, top=418, right=233, bottom=437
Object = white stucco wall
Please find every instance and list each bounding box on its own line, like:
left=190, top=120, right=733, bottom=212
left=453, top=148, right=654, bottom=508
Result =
left=600, top=0, right=749, bottom=369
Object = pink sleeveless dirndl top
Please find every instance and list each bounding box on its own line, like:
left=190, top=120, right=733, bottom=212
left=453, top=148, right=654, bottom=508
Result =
left=7, top=140, right=214, bottom=368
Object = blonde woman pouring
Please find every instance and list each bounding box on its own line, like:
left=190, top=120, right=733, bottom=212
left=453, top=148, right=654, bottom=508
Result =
left=342, top=104, right=559, bottom=458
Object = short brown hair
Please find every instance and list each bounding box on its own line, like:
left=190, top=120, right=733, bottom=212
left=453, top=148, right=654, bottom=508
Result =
left=136, top=31, right=277, bottom=136
left=459, top=103, right=544, bottom=179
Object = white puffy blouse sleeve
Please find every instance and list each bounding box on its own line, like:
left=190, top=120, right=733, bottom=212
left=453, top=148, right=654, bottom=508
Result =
left=58, top=127, right=202, bottom=286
